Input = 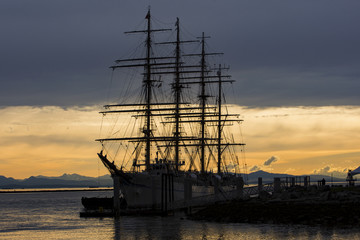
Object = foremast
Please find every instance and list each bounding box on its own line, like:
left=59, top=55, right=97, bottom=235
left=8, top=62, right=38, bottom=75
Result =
left=96, top=10, right=173, bottom=172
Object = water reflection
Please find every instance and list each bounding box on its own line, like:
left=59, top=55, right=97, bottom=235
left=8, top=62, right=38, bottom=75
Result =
left=2, top=191, right=360, bottom=240
left=112, top=215, right=185, bottom=240
left=110, top=215, right=360, bottom=240
left=114, top=218, right=120, bottom=240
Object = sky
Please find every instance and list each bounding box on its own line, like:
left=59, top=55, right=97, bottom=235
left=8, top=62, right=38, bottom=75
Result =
left=1, top=0, right=360, bottom=179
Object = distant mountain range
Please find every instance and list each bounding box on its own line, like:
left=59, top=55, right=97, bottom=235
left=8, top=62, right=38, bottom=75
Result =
left=0, top=173, right=113, bottom=189
left=0, top=171, right=346, bottom=189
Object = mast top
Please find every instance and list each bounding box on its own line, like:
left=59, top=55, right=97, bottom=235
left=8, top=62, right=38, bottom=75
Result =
left=146, top=7, right=151, bottom=19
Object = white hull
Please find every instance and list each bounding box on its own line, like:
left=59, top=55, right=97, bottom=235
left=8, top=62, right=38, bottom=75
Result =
left=118, top=172, right=242, bottom=209
left=118, top=173, right=212, bottom=209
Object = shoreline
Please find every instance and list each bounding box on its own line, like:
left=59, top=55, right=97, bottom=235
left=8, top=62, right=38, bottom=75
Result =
left=0, top=187, right=113, bottom=193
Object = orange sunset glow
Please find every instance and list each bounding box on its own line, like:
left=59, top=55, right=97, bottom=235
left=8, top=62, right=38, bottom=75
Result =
left=1, top=105, right=359, bottom=179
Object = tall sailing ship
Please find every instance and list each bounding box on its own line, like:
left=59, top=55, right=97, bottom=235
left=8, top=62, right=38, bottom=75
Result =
left=96, top=10, right=246, bottom=211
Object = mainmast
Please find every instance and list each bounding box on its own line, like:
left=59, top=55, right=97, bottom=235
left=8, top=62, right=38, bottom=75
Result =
left=199, top=32, right=207, bottom=174
left=155, top=18, right=199, bottom=171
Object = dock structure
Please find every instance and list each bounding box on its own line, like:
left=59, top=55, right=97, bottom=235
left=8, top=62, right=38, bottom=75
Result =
left=169, top=176, right=310, bottom=213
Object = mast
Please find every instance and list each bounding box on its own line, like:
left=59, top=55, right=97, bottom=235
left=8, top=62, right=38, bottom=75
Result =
left=145, top=10, right=152, bottom=170
left=200, top=32, right=207, bottom=174
left=182, top=33, right=224, bottom=174
left=217, top=64, right=222, bottom=174
left=155, top=18, right=199, bottom=171
left=174, top=18, right=181, bottom=171
left=102, top=9, right=172, bottom=171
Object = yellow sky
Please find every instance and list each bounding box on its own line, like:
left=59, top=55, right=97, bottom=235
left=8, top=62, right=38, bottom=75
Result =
left=1, top=105, right=359, bottom=179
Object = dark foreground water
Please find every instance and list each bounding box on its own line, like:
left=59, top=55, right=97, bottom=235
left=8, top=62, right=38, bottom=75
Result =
left=1, top=191, right=360, bottom=239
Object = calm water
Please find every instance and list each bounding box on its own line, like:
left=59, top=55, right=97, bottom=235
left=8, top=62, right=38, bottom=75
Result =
left=1, top=191, right=360, bottom=239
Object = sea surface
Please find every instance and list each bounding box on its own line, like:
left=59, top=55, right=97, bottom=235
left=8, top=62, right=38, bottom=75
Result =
left=1, top=190, right=360, bottom=240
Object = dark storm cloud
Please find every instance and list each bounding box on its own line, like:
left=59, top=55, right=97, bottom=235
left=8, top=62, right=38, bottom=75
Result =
left=1, top=0, right=359, bottom=107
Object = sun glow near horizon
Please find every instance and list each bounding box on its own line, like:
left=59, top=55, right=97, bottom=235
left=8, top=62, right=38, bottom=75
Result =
left=0, top=105, right=359, bottom=179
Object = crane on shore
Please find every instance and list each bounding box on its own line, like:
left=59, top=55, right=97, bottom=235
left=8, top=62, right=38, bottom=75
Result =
left=346, top=166, right=360, bottom=186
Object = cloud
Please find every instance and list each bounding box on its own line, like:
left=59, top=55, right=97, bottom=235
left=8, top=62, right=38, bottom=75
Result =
left=314, top=166, right=330, bottom=174
left=1, top=1, right=360, bottom=107
left=313, top=166, right=348, bottom=178
left=264, top=156, right=279, bottom=166
left=249, top=156, right=278, bottom=172
left=250, top=165, right=261, bottom=172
